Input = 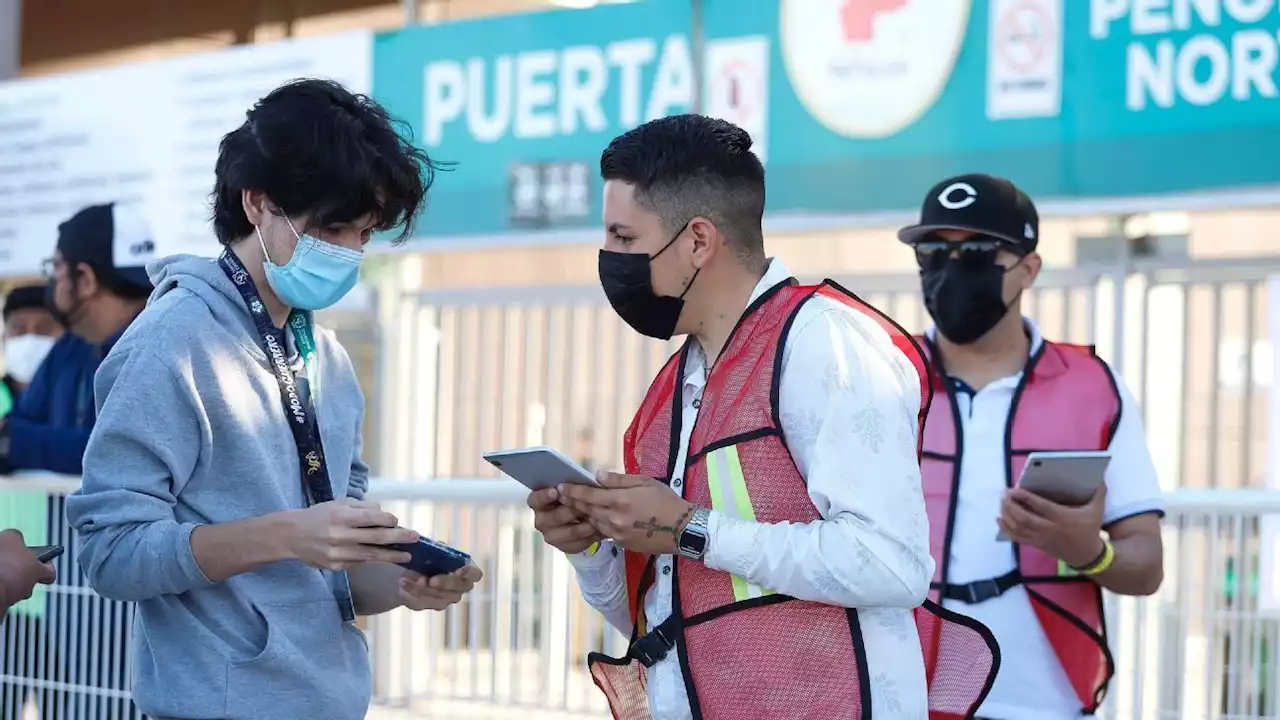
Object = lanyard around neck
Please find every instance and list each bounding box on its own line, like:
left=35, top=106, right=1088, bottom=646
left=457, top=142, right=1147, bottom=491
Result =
left=218, top=250, right=355, bottom=623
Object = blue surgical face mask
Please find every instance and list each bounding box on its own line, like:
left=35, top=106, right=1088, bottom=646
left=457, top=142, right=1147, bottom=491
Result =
left=257, top=217, right=362, bottom=311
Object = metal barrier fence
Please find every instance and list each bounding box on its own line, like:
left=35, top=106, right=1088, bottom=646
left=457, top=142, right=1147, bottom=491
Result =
left=377, top=256, right=1280, bottom=499
left=4, top=475, right=1280, bottom=720
left=6, top=253, right=1280, bottom=718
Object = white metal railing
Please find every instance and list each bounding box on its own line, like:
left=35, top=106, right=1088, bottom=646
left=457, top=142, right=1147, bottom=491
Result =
left=3, top=474, right=1280, bottom=719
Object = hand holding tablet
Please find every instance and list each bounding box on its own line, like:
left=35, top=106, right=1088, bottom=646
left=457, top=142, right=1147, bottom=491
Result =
left=996, top=450, right=1110, bottom=542
left=492, top=446, right=606, bottom=555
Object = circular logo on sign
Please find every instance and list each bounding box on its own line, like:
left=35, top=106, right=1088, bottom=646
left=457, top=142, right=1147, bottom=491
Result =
left=780, top=0, right=972, bottom=139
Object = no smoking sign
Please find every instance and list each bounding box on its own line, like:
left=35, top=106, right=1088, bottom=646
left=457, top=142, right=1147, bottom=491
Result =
left=996, top=0, right=1053, bottom=75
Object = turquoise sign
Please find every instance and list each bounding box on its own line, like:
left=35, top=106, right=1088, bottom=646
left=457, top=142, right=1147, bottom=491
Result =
left=374, top=0, right=696, bottom=238
left=728, top=0, right=1280, bottom=214
left=374, top=0, right=1280, bottom=240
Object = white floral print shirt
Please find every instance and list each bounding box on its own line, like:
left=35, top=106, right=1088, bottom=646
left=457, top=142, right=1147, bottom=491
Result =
left=570, top=259, right=933, bottom=719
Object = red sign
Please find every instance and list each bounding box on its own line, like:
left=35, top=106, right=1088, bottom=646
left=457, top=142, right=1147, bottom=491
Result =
left=840, top=0, right=909, bottom=42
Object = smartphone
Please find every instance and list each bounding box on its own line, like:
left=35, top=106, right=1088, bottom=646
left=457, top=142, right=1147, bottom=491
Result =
left=28, top=544, right=64, bottom=563
left=387, top=537, right=471, bottom=578
left=997, top=451, right=1110, bottom=541
left=482, top=446, right=600, bottom=491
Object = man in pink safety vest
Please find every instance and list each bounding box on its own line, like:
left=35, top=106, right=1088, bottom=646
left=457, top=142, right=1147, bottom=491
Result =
left=897, top=173, right=1166, bottom=719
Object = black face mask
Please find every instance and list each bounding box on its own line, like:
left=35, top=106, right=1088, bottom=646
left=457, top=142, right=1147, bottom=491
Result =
left=598, top=227, right=698, bottom=340
left=921, top=259, right=1018, bottom=345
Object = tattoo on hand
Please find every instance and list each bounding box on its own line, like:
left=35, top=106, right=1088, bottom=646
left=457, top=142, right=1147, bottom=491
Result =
left=634, top=506, right=696, bottom=544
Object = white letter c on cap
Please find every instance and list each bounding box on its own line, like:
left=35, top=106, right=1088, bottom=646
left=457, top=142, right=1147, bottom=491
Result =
left=937, top=182, right=977, bottom=210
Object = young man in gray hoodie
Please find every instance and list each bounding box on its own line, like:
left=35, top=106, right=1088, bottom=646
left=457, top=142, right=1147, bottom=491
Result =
left=65, top=78, right=481, bottom=720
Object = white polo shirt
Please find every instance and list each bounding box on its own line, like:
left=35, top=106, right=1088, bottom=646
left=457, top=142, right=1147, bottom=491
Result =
left=933, top=319, right=1164, bottom=720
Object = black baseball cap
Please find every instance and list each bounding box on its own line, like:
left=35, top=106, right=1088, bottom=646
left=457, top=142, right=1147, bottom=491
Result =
left=897, top=174, right=1039, bottom=252
left=3, top=285, right=48, bottom=321
left=56, top=203, right=156, bottom=293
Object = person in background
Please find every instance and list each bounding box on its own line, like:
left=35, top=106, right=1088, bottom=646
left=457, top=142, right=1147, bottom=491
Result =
left=67, top=78, right=481, bottom=720
left=1, top=202, right=154, bottom=475
left=898, top=173, right=1164, bottom=720
left=1, top=285, right=63, bottom=416
left=0, top=203, right=155, bottom=719
left=530, top=115, right=998, bottom=719
left=0, top=285, right=62, bottom=717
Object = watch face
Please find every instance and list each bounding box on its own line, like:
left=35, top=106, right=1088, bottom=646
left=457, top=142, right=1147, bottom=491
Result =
left=679, top=528, right=708, bottom=558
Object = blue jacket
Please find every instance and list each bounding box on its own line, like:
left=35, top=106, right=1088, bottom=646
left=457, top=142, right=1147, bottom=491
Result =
left=5, top=330, right=123, bottom=475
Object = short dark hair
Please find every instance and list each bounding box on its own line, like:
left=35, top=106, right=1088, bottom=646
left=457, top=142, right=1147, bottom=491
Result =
left=212, top=78, right=444, bottom=245
left=3, top=285, right=48, bottom=321
left=600, top=114, right=765, bottom=263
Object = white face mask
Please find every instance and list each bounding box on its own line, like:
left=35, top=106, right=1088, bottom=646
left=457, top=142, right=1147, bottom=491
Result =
left=4, top=334, right=56, bottom=385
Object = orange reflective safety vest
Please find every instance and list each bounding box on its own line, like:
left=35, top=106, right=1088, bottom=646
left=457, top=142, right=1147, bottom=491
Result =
left=918, top=336, right=1121, bottom=714
left=586, top=278, right=1000, bottom=720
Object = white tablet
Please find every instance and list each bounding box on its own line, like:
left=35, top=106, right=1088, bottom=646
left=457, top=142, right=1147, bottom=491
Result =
left=997, top=450, right=1110, bottom=541
left=482, top=446, right=600, bottom=491
left=1017, top=450, right=1110, bottom=506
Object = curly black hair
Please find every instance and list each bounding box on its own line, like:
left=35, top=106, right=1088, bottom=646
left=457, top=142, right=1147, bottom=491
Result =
left=212, top=78, right=446, bottom=245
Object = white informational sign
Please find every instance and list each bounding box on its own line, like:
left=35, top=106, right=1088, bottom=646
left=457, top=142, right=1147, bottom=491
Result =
left=986, top=0, right=1062, bottom=120
left=1261, top=275, right=1280, bottom=611
left=704, top=36, right=770, bottom=163
left=0, top=31, right=373, bottom=278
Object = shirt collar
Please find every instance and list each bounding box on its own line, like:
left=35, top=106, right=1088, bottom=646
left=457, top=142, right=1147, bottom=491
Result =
left=684, top=258, right=792, bottom=384
left=925, top=316, right=1045, bottom=386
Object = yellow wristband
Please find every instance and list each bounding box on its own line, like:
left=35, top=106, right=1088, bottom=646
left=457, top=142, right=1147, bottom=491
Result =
left=583, top=542, right=601, bottom=557
left=1081, top=540, right=1116, bottom=576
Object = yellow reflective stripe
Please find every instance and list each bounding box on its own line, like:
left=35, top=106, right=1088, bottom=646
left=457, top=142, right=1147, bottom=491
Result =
left=724, top=446, right=756, bottom=524
left=705, top=445, right=773, bottom=602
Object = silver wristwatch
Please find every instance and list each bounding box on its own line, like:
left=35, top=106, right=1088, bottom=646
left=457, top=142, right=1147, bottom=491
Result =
left=677, top=507, right=711, bottom=560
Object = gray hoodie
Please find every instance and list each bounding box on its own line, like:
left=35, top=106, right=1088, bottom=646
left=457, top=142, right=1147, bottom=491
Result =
left=65, top=254, right=373, bottom=720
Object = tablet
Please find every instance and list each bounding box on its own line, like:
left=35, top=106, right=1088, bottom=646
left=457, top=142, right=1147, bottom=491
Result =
left=482, top=446, right=599, bottom=491
left=387, top=537, right=471, bottom=578
left=1018, top=450, right=1110, bottom=506
left=997, top=450, right=1110, bottom=541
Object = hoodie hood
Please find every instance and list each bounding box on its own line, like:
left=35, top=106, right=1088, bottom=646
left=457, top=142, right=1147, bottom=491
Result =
left=148, top=254, right=241, bottom=307
left=145, top=254, right=284, bottom=363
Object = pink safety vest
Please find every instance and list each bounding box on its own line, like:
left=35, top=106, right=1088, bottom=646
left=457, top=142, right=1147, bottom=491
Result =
left=918, top=336, right=1121, bottom=713
left=585, top=279, right=1001, bottom=720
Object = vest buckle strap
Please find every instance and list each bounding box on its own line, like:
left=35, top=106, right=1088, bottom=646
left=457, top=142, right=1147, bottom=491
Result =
left=628, top=616, right=680, bottom=668
left=934, top=570, right=1022, bottom=605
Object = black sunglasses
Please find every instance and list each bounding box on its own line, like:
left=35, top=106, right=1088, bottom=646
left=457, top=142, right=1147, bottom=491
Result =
left=912, top=233, right=1024, bottom=270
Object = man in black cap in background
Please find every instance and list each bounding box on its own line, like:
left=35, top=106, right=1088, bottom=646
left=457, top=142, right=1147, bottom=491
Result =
left=1, top=201, right=154, bottom=476
left=898, top=174, right=1164, bottom=719
left=0, top=202, right=154, bottom=719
